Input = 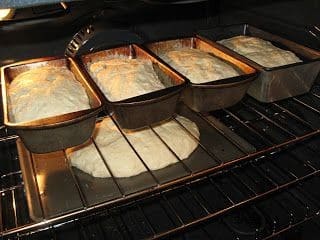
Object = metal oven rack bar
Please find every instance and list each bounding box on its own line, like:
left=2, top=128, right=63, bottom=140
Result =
left=167, top=199, right=320, bottom=240
left=14, top=139, right=320, bottom=239
left=262, top=217, right=320, bottom=240
left=1, top=85, right=320, bottom=238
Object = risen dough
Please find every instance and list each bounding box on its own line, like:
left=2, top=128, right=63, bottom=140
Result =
left=88, top=58, right=165, bottom=101
left=9, top=66, right=90, bottom=123
left=67, top=116, right=199, bottom=178
left=218, top=35, right=302, bottom=68
left=66, top=142, right=109, bottom=178
left=245, top=50, right=302, bottom=68
left=161, top=48, right=240, bottom=83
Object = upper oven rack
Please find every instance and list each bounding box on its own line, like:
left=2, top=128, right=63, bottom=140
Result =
left=1, top=84, right=320, bottom=238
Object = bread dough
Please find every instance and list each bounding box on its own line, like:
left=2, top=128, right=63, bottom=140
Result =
left=9, top=66, right=90, bottom=123
left=66, top=115, right=199, bottom=178
left=66, top=141, right=110, bottom=178
left=87, top=58, right=165, bottom=101
left=218, top=35, right=302, bottom=68
left=218, top=36, right=278, bottom=55
left=152, top=116, right=199, bottom=159
left=245, top=50, right=302, bottom=68
left=161, top=48, right=240, bottom=83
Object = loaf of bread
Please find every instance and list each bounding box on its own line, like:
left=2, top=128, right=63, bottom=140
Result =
left=67, top=116, right=200, bottom=178
left=218, top=36, right=302, bottom=68
left=88, top=58, right=165, bottom=101
left=9, top=66, right=91, bottom=123
left=161, top=48, right=240, bottom=83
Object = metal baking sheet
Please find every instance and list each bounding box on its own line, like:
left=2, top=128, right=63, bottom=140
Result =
left=63, top=146, right=123, bottom=206
left=91, top=118, right=158, bottom=194
left=116, top=172, right=157, bottom=195
left=71, top=168, right=122, bottom=206
left=151, top=162, right=189, bottom=184
left=1, top=57, right=103, bottom=153
left=121, top=127, right=190, bottom=184
left=17, top=108, right=255, bottom=221
left=17, top=139, right=43, bottom=222
left=78, top=44, right=186, bottom=129
left=198, top=24, right=320, bottom=102
left=176, top=104, right=249, bottom=162
left=151, top=118, right=220, bottom=173
left=30, top=151, right=84, bottom=219
left=17, top=139, right=84, bottom=220
left=203, top=114, right=256, bottom=154
left=183, top=146, right=219, bottom=173
left=18, top=138, right=156, bottom=220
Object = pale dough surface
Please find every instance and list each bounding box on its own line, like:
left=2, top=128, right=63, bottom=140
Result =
left=67, top=116, right=200, bottom=178
left=88, top=58, right=165, bottom=101
left=218, top=35, right=302, bottom=68
left=161, top=48, right=240, bottom=83
left=9, top=66, right=90, bottom=123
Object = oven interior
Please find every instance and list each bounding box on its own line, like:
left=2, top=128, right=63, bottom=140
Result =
left=0, top=0, right=320, bottom=239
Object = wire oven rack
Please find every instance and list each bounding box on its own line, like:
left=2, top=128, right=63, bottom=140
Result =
left=1, top=84, right=320, bottom=239
left=11, top=136, right=320, bottom=240
left=167, top=183, right=320, bottom=240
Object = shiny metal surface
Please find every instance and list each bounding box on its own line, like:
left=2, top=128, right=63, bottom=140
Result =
left=1, top=93, right=320, bottom=237
left=16, top=108, right=248, bottom=224
left=1, top=57, right=103, bottom=153
left=16, top=141, right=43, bottom=222
left=198, top=24, right=320, bottom=102
left=78, top=44, right=186, bottom=130
left=18, top=143, right=84, bottom=219
left=145, top=36, right=257, bottom=112
left=64, top=148, right=123, bottom=206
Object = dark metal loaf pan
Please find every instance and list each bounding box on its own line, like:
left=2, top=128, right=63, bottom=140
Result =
left=145, top=37, right=257, bottom=112
left=1, top=57, right=103, bottom=153
left=198, top=24, right=320, bottom=103
left=78, top=44, right=186, bottom=129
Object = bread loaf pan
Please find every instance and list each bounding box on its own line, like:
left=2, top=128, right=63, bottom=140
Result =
left=78, top=44, right=186, bottom=129
left=145, top=37, right=257, bottom=112
left=1, top=57, right=103, bottom=153
left=198, top=24, right=320, bottom=103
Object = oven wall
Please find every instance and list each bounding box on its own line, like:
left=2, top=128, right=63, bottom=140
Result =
left=0, top=1, right=213, bottom=65
left=122, top=1, right=216, bottom=41
left=0, top=0, right=318, bottom=66
left=217, top=0, right=320, bottom=49
left=126, top=0, right=320, bottom=49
